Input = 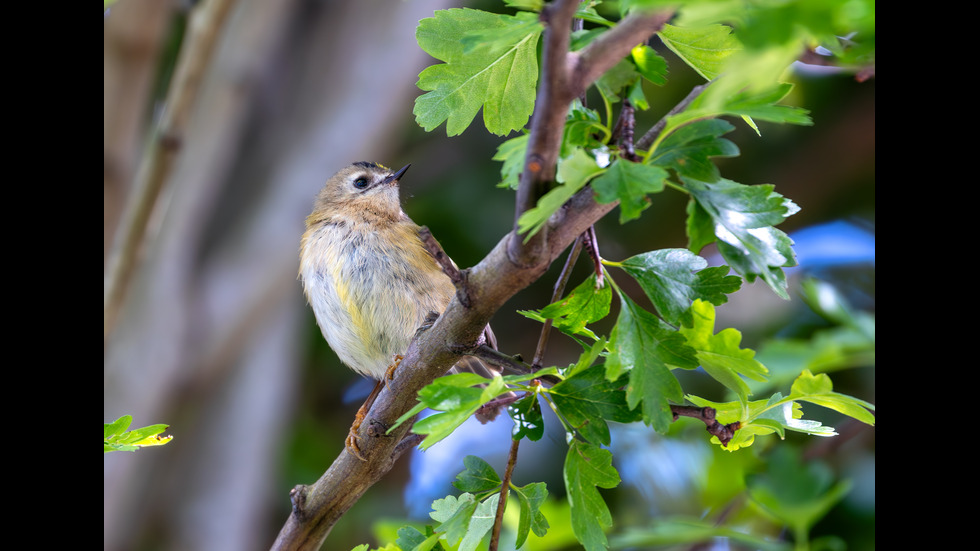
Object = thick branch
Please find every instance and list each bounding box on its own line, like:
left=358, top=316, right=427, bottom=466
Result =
left=510, top=5, right=673, bottom=265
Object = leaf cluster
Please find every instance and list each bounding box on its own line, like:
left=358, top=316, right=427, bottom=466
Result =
left=366, top=1, right=875, bottom=549
left=104, top=415, right=172, bottom=453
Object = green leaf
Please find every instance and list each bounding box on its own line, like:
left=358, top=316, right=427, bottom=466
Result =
left=747, top=446, right=853, bottom=542
left=395, top=525, right=440, bottom=551
left=788, top=370, right=876, bottom=426
left=550, top=363, right=638, bottom=446
left=415, top=9, right=543, bottom=136
left=592, top=159, right=668, bottom=223
left=402, top=374, right=510, bottom=449
left=493, top=133, right=528, bottom=189
left=564, top=441, right=620, bottom=551
left=631, top=44, right=668, bottom=85
left=606, top=293, right=698, bottom=433
left=508, top=393, right=545, bottom=441
left=616, top=249, right=741, bottom=325
left=563, top=101, right=608, bottom=154
left=680, top=300, right=769, bottom=404
left=431, top=493, right=479, bottom=545
left=104, top=415, right=172, bottom=453
left=517, top=148, right=603, bottom=240
left=454, top=456, right=502, bottom=494
left=685, top=177, right=799, bottom=299
left=512, top=482, right=550, bottom=547
left=596, top=58, right=641, bottom=104
left=104, top=415, right=132, bottom=439
left=658, top=23, right=741, bottom=81
left=647, top=118, right=739, bottom=182
left=518, top=273, right=611, bottom=339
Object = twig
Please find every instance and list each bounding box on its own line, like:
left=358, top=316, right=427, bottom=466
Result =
left=611, top=99, right=639, bottom=161
left=532, top=234, right=584, bottom=368
left=671, top=405, right=740, bottom=447
left=583, top=225, right=603, bottom=287
left=103, top=0, right=238, bottom=344
left=490, top=438, right=521, bottom=551
left=635, top=81, right=710, bottom=152
left=466, top=344, right=533, bottom=375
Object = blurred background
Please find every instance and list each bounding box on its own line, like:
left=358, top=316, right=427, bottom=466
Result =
left=104, top=1, right=874, bottom=549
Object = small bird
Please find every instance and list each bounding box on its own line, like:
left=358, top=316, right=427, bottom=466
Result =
left=300, top=162, right=495, bottom=459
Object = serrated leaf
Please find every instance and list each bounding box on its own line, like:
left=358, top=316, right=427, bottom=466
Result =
left=647, top=118, right=739, bottom=182
left=519, top=274, right=610, bottom=339
left=508, top=393, right=545, bottom=441
left=431, top=493, right=498, bottom=551
left=631, top=44, right=668, bottom=85
left=680, top=300, right=768, bottom=403
left=454, top=456, right=502, bottom=493
left=402, top=374, right=510, bottom=449
left=493, top=133, right=528, bottom=189
left=658, top=23, right=741, bottom=81
left=415, top=9, right=543, bottom=136
left=592, top=159, right=668, bottom=223
left=564, top=441, right=620, bottom=551
left=596, top=58, right=641, bottom=104
left=512, top=482, right=549, bottom=547
left=550, top=363, right=638, bottom=446
left=517, top=148, right=603, bottom=240
left=606, top=294, right=698, bottom=433
left=617, top=249, right=741, bottom=325
left=431, top=493, right=478, bottom=545
left=395, top=525, right=440, bottom=551
left=563, top=101, right=608, bottom=154
left=788, top=370, right=876, bottom=425
left=685, top=178, right=799, bottom=299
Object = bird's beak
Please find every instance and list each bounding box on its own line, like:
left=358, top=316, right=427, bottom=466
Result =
left=383, top=164, right=411, bottom=186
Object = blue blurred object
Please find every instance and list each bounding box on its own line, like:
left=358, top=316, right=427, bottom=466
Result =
left=787, top=220, right=875, bottom=270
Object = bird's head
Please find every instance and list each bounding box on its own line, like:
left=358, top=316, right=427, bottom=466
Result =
left=308, top=162, right=411, bottom=226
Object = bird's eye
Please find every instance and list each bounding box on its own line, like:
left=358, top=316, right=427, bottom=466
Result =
left=353, top=177, right=368, bottom=189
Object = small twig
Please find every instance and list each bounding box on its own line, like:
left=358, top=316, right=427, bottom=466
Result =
left=583, top=225, right=603, bottom=287
left=394, top=433, right=425, bottom=459
left=465, top=344, right=534, bottom=376
left=532, top=235, right=584, bottom=368
left=419, top=226, right=471, bottom=308
left=635, top=81, right=710, bottom=152
left=671, top=405, right=740, bottom=446
left=611, top=99, right=639, bottom=161
left=489, top=438, right=522, bottom=551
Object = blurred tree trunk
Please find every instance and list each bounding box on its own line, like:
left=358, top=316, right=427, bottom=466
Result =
left=103, top=1, right=451, bottom=549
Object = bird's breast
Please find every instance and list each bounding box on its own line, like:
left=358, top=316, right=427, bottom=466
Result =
left=300, top=218, right=454, bottom=378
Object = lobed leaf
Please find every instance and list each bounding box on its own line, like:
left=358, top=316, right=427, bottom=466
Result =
left=680, top=300, right=769, bottom=404
left=564, top=441, right=620, bottom=551
left=592, top=159, right=668, bottom=223
left=415, top=9, right=542, bottom=136
left=684, top=178, right=799, bottom=299
left=616, top=249, right=741, bottom=325
left=606, top=293, right=698, bottom=433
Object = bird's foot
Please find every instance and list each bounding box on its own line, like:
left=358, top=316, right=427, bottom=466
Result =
left=385, top=354, right=404, bottom=382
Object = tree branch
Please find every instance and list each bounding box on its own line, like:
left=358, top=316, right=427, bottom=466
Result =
left=103, top=0, right=238, bottom=344
left=489, top=438, right=521, bottom=551
left=671, top=405, right=740, bottom=447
